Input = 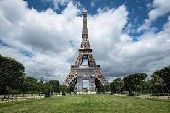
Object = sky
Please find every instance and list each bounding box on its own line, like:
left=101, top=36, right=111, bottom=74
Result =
left=0, top=0, right=170, bottom=82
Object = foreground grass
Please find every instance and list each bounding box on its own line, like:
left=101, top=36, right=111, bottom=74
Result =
left=0, top=95, right=169, bottom=113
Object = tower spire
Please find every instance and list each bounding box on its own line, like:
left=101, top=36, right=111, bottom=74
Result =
left=83, top=11, right=87, bottom=29
left=80, top=11, right=90, bottom=49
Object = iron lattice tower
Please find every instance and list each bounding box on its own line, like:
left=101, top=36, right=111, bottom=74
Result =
left=64, top=11, right=107, bottom=93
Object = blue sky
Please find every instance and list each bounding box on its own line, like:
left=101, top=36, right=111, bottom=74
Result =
left=0, top=0, right=170, bottom=81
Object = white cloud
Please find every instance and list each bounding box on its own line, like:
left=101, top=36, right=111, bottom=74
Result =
left=149, top=0, right=170, bottom=21
left=113, top=17, right=170, bottom=75
left=89, top=5, right=128, bottom=61
left=0, top=0, right=170, bottom=82
left=138, top=0, right=170, bottom=32
left=0, top=0, right=79, bottom=82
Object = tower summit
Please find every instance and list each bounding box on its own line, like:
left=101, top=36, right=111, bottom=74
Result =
left=64, top=11, right=107, bottom=93
left=79, top=11, right=91, bottom=51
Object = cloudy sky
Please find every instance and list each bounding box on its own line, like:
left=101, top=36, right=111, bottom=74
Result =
left=0, top=0, right=170, bottom=82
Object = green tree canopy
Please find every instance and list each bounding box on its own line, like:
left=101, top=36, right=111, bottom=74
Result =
left=0, top=55, right=25, bottom=95
left=124, top=73, right=147, bottom=96
left=49, top=80, right=60, bottom=94
left=151, top=65, right=170, bottom=95
left=112, top=78, right=124, bottom=94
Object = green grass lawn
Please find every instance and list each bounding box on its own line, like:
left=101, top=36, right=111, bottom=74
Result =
left=0, top=95, right=169, bottom=113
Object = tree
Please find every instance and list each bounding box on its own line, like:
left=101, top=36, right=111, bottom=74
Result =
left=20, top=75, right=29, bottom=96
left=110, top=82, right=116, bottom=95
left=19, top=75, right=46, bottom=96
left=0, top=55, right=25, bottom=96
left=60, top=84, right=68, bottom=95
left=150, top=74, right=164, bottom=95
left=104, top=84, right=111, bottom=92
left=112, top=78, right=124, bottom=94
left=43, top=82, right=52, bottom=97
left=152, top=66, right=170, bottom=95
left=49, top=80, right=60, bottom=94
left=36, top=81, right=44, bottom=96
left=25, top=76, right=38, bottom=94
left=142, top=79, right=152, bottom=94
left=124, top=73, right=147, bottom=96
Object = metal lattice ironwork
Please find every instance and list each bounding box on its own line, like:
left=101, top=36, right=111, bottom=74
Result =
left=64, top=11, right=107, bottom=93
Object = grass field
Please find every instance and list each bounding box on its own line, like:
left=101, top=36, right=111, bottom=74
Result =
left=0, top=95, right=169, bottom=113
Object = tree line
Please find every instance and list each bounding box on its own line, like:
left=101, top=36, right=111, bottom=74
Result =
left=0, top=55, right=64, bottom=98
left=107, top=66, right=170, bottom=96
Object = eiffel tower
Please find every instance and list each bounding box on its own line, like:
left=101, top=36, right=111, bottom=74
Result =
left=64, top=11, right=107, bottom=93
